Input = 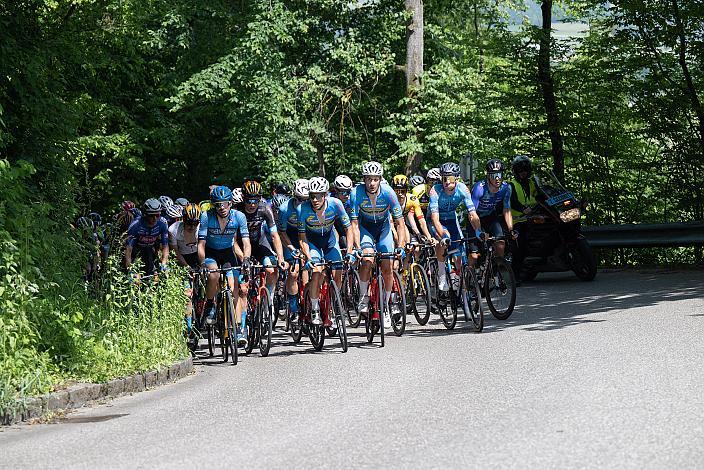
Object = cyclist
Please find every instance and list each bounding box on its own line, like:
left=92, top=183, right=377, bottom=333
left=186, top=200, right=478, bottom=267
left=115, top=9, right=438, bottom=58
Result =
left=240, top=180, right=287, bottom=300
left=508, top=155, right=538, bottom=281
left=297, top=177, right=354, bottom=325
left=175, top=197, right=189, bottom=207
left=278, top=179, right=309, bottom=321
left=411, top=168, right=440, bottom=213
left=350, top=161, right=406, bottom=327
left=198, top=185, right=251, bottom=346
left=391, top=174, right=433, bottom=245
left=331, top=174, right=355, bottom=250
left=124, top=198, right=170, bottom=276
left=165, top=204, right=183, bottom=226
left=169, top=203, right=201, bottom=340
left=470, top=159, right=516, bottom=264
left=428, top=162, right=481, bottom=296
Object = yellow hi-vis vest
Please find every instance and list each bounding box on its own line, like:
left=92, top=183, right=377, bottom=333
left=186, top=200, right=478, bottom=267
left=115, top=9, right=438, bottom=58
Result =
left=509, top=177, right=537, bottom=223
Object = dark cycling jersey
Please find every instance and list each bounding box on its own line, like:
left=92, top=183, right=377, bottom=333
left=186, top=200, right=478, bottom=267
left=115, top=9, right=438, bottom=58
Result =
left=198, top=209, right=249, bottom=249
left=242, top=201, right=278, bottom=246
left=471, top=180, right=512, bottom=218
left=126, top=218, right=169, bottom=248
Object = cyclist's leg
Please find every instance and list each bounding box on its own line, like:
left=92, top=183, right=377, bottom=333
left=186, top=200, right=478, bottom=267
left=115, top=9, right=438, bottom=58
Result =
left=283, top=245, right=300, bottom=314
left=256, top=245, right=278, bottom=299
left=431, top=222, right=451, bottom=291
left=307, top=243, right=325, bottom=323
left=357, top=223, right=378, bottom=311
left=377, top=223, right=395, bottom=306
left=484, top=215, right=506, bottom=257
left=447, top=218, right=464, bottom=273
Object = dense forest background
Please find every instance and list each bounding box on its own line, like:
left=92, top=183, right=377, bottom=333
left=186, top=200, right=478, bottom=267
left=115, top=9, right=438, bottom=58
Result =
left=2, top=0, right=704, bottom=250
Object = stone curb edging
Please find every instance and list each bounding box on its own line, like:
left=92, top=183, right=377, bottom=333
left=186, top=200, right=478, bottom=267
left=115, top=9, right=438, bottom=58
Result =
left=2, top=357, right=193, bottom=426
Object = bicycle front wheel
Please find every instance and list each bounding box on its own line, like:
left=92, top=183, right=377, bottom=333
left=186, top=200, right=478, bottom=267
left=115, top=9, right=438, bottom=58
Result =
left=389, top=271, right=406, bottom=337
left=330, top=282, right=348, bottom=352
left=485, top=258, right=516, bottom=320
left=462, top=267, right=483, bottom=332
left=225, top=291, right=238, bottom=365
left=258, top=288, right=273, bottom=357
left=410, top=263, right=431, bottom=326
left=305, top=285, right=325, bottom=351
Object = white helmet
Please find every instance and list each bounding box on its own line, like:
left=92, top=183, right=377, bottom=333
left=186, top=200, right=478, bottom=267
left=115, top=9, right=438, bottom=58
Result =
left=426, top=167, right=441, bottom=181
left=293, top=179, right=310, bottom=199
left=158, top=195, right=174, bottom=208
left=333, top=174, right=354, bottom=191
left=232, top=187, right=243, bottom=204
left=166, top=204, right=183, bottom=219
left=362, top=161, right=383, bottom=176
left=308, top=177, right=330, bottom=194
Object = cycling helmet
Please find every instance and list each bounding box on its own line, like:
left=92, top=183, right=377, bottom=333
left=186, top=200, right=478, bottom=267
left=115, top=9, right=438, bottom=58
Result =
left=175, top=197, right=189, bottom=207
left=512, top=155, right=532, bottom=177
left=272, top=194, right=290, bottom=209
left=242, top=180, right=263, bottom=197
left=210, top=185, right=233, bottom=203
left=293, top=179, right=309, bottom=199
left=439, top=162, right=461, bottom=177
left=143, top=198, right=163, bottom=215
left=308, top=177, right=330, bottom=193
left=362, top=161, right=384, bottom=176
left=184, top=203, right=201, bottom=222
left=333, top=174, right=354, bottom=191
left=232, top=187, right=244, bottom=204
left=158, top=195, right=174, bottom=208
left=115, top=210, right=135, bottom=229
left=486, top=159, right=505, bottom=173
left=426, top=167, right=441, bottom=181
left=409, top=175, right=425, bottom=187
left=88, top=212, right=102, bottom=226
left=77, top=216, right=93, bottom=230
left=392, top=174, right=408, bottom=189
left=122, top=200, right=135, bottom=212
left=166, top=204, right=183, bottom=219
left=130, top=207, right=142, bottom=218
left=199, top=200, right=212, bottom=212
left=274, top=183, right=291, bottom=195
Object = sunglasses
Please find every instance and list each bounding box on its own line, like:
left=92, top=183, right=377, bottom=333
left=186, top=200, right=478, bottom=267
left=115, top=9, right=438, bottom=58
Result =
left=245, top=198, right=260, bottom=205
left=309, top=193, right=326, bottom=200
left=185, top=220, right=199, bottom=226
left=488, top=172, right=503, bottom=180
left=338, top=191, right=350, bottom=197
left=146, top=214, right=160, bottom=219
left=214, top=202, right=231, bottom=209
left=442, top=176, right=458, bottom=183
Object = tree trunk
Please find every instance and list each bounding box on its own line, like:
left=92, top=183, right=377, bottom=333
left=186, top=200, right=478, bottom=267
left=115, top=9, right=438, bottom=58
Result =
left=537, top=0, right=565, bottom=182
left=404, top=0, right=423, bottom=175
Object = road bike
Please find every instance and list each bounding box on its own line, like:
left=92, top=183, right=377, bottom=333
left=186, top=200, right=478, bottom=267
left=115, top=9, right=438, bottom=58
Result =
left=303, top=260, right=348, bottom=352
left=242, top=263, right=274, bottom=357
left=475, top=235, right=516, bottom=320
left=205, top=266, right=239, bottom=365
left=402, top=241, right=433, bottom=326
left=359, top=251, right=406, bottom=346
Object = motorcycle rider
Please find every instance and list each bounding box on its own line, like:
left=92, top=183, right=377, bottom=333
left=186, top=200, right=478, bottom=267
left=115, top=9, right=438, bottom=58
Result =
left=508, top=155, right=539, bottom=283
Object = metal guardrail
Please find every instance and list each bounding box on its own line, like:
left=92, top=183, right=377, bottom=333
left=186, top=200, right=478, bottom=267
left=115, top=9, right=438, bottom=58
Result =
left=583, top=222, right=704, bottom=248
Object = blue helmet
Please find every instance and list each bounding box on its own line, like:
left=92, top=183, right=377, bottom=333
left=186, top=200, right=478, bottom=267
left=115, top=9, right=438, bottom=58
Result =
left=210, top=185, right=233, bottom=203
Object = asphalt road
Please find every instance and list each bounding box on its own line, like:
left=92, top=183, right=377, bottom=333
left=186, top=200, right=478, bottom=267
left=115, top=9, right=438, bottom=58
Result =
left=2, top=270, right=704, bottom=469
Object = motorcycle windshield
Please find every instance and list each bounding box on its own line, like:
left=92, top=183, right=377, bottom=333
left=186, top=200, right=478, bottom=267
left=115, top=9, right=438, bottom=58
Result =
left=538, top=173, right=574, bottom=207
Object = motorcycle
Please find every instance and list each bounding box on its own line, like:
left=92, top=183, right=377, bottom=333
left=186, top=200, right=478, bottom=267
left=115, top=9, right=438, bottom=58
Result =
left=516, top=173, right=597, bottom=282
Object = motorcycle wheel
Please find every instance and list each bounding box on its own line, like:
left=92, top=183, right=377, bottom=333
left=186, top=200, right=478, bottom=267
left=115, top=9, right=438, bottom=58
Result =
left=571, top=238, right=597, bottom=281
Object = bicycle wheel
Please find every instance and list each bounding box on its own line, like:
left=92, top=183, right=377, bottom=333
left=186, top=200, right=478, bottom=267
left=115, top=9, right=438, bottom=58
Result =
left=410, top=263, right=431, bottom=326
left=343, top=268, right=362, bottom=328
left=244, top=296, right=256, bottom=355
left=290, top=293, right=303, bottom=343
left=426, top=257, right=439, bottom=312
left=225, top=291, right=238, bottom=365
left=378, top=274, right=385, bottom=347
left=304, top=285, right=325, bottom=351
left=216, top=298, right=228, bottom=362
left=437, top=265, right=457, bottom=330
left=329, top=282, right=348, bottom=352
left=485, top=257, right=516, bottom=320
left=207, top=324, right=215, bottom=357
left=389, top=271, right=406, bottom=337
left=258, top=288, right=273, bottom=357
left=462, top=267, right=483, bottom=332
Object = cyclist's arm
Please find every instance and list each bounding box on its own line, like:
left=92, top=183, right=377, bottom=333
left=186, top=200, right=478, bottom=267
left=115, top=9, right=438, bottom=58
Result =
left=350, top=219, right=360, bottom=250
left=232, top=238, right=244, bottom=262
left=240, top=237, right=251, bottom=259
left=271, top=231, right=285, bottom=264
left=197, top=240, right=206, bottom=266
left=298, top=232, right=312, bottom=262
left=405, top=211, right=421, bottom=237
left=417, top=217, right=433, bottom=241
left=279, top=230, right=295, bottom=252
left=160, top=243, right=169, bottom=266
left=394, top=217, right=407, bottom=248
left=503, top=184, right=514, bottom=232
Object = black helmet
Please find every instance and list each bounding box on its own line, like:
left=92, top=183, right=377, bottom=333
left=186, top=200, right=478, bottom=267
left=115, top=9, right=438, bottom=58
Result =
left=439, top=162, right=461, bottom=177
left=88, top=212, right=102, bottom=226
left=512, top=155, right=532, bottom=179
left=274, top=183, right=291, bottom=196
left=486, top=159, right=504, bottom=173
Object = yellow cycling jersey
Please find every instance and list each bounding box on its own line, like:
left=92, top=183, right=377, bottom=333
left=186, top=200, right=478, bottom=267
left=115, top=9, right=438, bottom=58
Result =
left=199, top=200, right=212, bottom=212
left=411, top=184, right=430, bottom=212
left=401, top=194, right=425, bottom=219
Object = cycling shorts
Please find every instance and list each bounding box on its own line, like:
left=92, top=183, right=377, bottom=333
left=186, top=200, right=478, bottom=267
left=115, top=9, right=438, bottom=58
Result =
left=203, top=246, right=239, bottom=278
left=466, top=214, right=506, bottom=253
left=359, top=221, right=394, bottom=254
left=252, top=244, right=277, bottom=267
left=308, top=236, right=343, bottom=269
left=430, top=218, right=465, bottom=256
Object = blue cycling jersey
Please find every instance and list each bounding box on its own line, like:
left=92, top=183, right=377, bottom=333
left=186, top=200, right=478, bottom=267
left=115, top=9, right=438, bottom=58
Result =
left=471, top=180, right=512, bottom=217
left=428, top=182, right=476, bottom=220
left=278, top=198, right=303, bottom=247
left=198, top=209, right=249, bottom=249
left=349, top=183, right=403, bottom=226
left=126, top=217, right=169, bottom=248
left=297, top=198, right=350, bottom=241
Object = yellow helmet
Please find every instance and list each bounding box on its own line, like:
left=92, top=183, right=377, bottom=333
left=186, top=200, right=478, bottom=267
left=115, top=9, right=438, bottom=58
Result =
left=184, top=203, right=201, bottom=222
left=392, top=174, right=408, bottom=189
left=199, top=200, right=212, bottom=212
left=242, top=180, right=263, bottom=197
